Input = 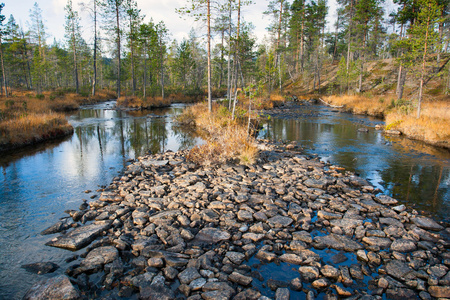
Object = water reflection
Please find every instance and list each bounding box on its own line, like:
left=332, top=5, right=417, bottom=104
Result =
left=261, top=106, right=450, bottom=222
left=0, top=101, right=201, bottom=299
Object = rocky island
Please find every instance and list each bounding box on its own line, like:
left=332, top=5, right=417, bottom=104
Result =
left=27, top=141, right=450, bottom=300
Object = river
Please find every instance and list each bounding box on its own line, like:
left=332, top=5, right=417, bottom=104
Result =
left=0, top=101, right=448, bottom=299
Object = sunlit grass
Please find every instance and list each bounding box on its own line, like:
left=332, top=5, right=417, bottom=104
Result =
left=0, top=88, right=115, bottom=150
left=386, top=102, right=450, bottom=146
left=117, top=96, right=172, bottom=109
left=323, top=94, right=393, bottom=116
left=0, top=112, right=72, bottom=147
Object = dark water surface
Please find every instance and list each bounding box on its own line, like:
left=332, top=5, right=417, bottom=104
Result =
left=0, top=101, right=201, bottom=299
left=260, top=104, right=450, bottom=222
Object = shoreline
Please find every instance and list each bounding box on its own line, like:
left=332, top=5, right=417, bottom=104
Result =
left=26, top=140, right=450, bottom=299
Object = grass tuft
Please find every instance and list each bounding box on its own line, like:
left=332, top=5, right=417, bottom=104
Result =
left=179, top=103, right=259, bottom=165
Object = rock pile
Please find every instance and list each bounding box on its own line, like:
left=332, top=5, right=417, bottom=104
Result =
left=31, top=141, right=450, bottom=300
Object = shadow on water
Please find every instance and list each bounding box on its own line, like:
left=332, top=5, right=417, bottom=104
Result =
left=0, top=101, right=201, bottom=299
left=260, top=104, right=450, bottom=222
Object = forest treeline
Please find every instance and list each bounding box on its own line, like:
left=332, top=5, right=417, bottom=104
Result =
left=0, top=0, right=449, bottom=116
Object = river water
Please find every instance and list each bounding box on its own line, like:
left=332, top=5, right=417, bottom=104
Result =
left=0, top=101, right=201, bottom=299
left=0, top=101, right=448, bottom=299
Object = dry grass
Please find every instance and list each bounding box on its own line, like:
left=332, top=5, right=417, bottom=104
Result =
left=386, top=102, right=450, bottom=147
left=0, top=112, right=72, bottom=148
left=0, top=88, right=115, bottom=151
left=178, top=102, right=259, bottom=165
left=323, top=94, right=393, bottom=116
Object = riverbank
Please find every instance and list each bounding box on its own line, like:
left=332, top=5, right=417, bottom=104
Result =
left=26, top=140, right=450, bottom=299
left=320, top=95, right=450, bottom=150
left=0, top=89, right=116, bottom=152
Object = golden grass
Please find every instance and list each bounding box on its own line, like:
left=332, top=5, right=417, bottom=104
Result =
left=179, top=102, right=259, bottom=165
left=386, top=102, right=450, bottom=146
left=0, top=112, right=72, bottom=147
left=0, top=88, right=115, bottom=151
left=323, top=94, right=393, bottom=116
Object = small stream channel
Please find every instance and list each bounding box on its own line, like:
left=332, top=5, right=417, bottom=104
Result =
left=0, top=101, right=448, bottom=299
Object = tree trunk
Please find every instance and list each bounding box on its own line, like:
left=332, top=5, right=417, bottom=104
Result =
left=92, top=0, right=97, bottom=96
left=130, top=17, right=136, bottom=96
left=160, top=38, right=164, bottom=99
left=0, top=37, right=8, bottom=97
left=116, top=2, right=121, bottom=98
left=207, top=0, right=212, bottom=112
left=227, top=0, right=232, bottom=109
left=143, top=43, right=147, bottom=98
left=346, top=0, right=354, bottom=94
left=418, top=12, right=431, bottom=119
left=231, top=0, right=241, bottom=120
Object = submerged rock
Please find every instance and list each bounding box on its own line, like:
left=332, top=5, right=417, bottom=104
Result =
left=23, top=275, right=80, bottom=300
left=21, top=262, right=59, bottom=274
left=45, top=221, right=111, bottom=251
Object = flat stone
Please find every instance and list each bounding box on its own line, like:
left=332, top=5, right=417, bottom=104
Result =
left=77, top=246, right=119, bottom=273
left=226, top=251, right=246, bottom=265
left=321, top=265, right=339, bottom=278
left=256, top=250, right=277, bottom=262
left=312, top=278, right=330, bottom=289
left=41, top=219, right=73, bottom=235
left=280, top=253, right=303, bottom=265
left=237, top=210, right=253, bottom=222
left=312, top=234, right=363, bottom=251
left=141, top=159, right=169, bottom=167
left=330, top=218, right=363, bottom=229
left=148, top=210, right=181, bottom=222
left=201, top=290, right=233, bottom=300
left=228, top=271, right=253, bottom=286
left=375, top=195, right=398, bottom=205
left=386, top=288, right=417, bottom=299
left=386, top=260, right=417, bottom=281
left=45, top=221, right=111, bottom=251
left=275, top=287, right=290, bottom=300
left=23, top=275, right=80, bottom=300
left=317, top=211, right=342, bottom=220
left=362, top=237, right=392, bottom=249
left=21, top=262, right=59, bottom=275
left=299, top=266, right=320, bottom=281
left=139, top=283, right=175, bottom=300
left=189, top=277, right=207, bottom=291
left=267, top=215, right=293, bottom=228
left=379, top=217, right=404, bottom=228
left=428, top=286, right=450, bottom=298
left=178, top=267, right=201, bottom=285
left=360, top=199, right=385, bottom=212
left=391, top=239, right=417, bottom=252
left=304, top=178, right=328, bottom=189
left=242, top=233, right=265, bottom=242
left=411, top=216, right=444, bottom=231
left=195, top=228, right=231, bottom=243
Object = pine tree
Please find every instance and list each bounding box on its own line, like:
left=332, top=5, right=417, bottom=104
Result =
left=65, top=0, right=82, bottom=94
